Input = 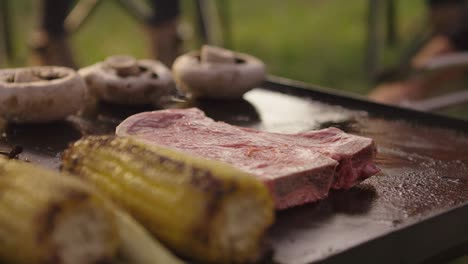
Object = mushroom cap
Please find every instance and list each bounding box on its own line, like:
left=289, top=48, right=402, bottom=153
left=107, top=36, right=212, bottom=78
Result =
left=172, top=50, right=266, bottom=99
left=79, top=56, right=173, bottom=105
left=0, top=66, right=88, bottom=123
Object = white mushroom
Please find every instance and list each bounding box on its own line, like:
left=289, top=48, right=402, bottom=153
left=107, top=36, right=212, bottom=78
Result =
left=172, top=45, right=266, bottom=99
left=0, top=66, right=88, bottom=123
left=79, top=55, right=173, bottom=105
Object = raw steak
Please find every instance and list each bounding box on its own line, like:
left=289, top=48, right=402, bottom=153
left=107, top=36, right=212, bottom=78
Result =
left=116, top=108, right=379, bottom=209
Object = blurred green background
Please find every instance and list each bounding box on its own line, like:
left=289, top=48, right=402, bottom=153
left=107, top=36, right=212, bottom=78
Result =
left=6, top=0, right=427, bottom=95
left=2, top=1, right=468, bottom=263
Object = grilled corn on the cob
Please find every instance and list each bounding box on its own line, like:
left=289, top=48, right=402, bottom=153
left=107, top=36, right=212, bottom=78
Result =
left=0, top=157, right=118, bottom=264
left=62, top=136, right=274, bottom=263
left=0, top=156, right=184, bottom=264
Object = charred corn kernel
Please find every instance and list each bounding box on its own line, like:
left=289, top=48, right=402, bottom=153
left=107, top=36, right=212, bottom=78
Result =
left=62, top=136, right=275, bottom=264
left=0, top=157, right=118, bottom=264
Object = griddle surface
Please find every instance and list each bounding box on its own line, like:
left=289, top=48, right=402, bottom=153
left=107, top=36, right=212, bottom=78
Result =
left=1, top=79, right=467, bottom=264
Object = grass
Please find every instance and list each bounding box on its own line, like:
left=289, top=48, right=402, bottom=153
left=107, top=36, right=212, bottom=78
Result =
left=8, top=0, right=426, bottom=95
left=229, top=0, right=424, bottom=94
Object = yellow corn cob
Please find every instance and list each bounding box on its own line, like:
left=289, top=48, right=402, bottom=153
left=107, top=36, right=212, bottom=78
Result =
left=0, top=157, right=118, bottom=264
left=62, top=136, right=275, bottom=264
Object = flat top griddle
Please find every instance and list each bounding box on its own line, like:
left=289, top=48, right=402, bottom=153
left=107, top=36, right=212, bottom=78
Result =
left=1, top=76, right=467, bottom=264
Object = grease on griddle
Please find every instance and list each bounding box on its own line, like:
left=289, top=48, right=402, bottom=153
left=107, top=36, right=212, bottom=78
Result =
left=318, top=118, right=360, bottom=133
left=174, top=97, right=261, bottom=126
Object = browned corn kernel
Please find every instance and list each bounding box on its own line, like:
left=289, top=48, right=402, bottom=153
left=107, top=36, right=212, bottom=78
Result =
left=62, top=136, right=274, bottom=264
left=0, top=157, right=118, bottom=264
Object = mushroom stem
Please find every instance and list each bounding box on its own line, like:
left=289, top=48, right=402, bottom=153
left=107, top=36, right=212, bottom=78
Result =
left=200, top=45, right=236, bottom=64
left=105, top=55, right=140, bottom=77
left=14, top=70, right=41, bottom=83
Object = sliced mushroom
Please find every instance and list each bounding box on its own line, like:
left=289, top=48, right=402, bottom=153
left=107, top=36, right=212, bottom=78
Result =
left=0, top=66, right=88, bottom=123
left=172, top=45, right=266, bottom=99
left=79, top=55, right=174, bottom=105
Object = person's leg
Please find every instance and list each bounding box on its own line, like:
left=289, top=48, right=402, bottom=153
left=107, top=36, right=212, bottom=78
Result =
left=412, top=0, right=467, bottom=67
left=368, top=0, right=468, bottom=104
left=30, top=0, right=76, bottom=68
left=145, top=0, right=181, bottom=67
